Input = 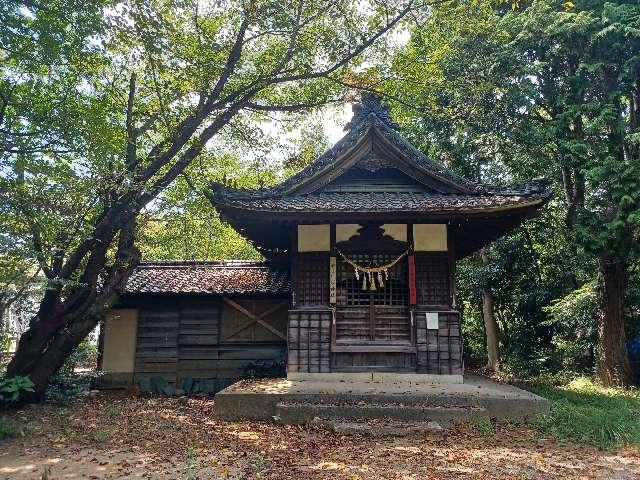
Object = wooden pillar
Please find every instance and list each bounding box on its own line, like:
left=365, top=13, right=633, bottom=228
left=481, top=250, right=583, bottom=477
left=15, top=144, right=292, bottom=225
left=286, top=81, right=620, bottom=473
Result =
left=289, top=224, right=297, bottom=308
left=407, top=223, right=416, bottom=346
left=408, top=255, right=417, bottom=306
left=329, top=223, right=336, bottom=360
left=447, top=223, right=456, bottom=309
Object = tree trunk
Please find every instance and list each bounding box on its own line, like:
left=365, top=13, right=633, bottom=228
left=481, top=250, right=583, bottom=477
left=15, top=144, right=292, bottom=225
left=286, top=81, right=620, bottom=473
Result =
left=96, top=319, right=105, bottom=371
left=480, top=249, right=500, bottom=371
left=6, top=309, right=105, bottom=401
left=596, top=256, right=632, bottom=386
left=5, top=221, right=139, bottom=404
left=0, top=300, right=6, bottom=365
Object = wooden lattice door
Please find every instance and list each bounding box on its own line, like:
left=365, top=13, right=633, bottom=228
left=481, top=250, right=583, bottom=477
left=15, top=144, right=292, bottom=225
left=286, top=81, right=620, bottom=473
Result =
left=334, top=253, right=410, bottom=344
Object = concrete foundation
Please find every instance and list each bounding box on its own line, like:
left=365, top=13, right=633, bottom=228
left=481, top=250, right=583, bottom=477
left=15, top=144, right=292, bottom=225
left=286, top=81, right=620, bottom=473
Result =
left=213, top=374, right=549, bottom=424
left=287, top=372, right=464, bottom=384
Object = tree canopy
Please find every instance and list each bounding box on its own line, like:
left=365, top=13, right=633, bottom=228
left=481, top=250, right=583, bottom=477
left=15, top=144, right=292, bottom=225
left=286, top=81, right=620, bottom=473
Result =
left=1, top=0, right=431, bottom=401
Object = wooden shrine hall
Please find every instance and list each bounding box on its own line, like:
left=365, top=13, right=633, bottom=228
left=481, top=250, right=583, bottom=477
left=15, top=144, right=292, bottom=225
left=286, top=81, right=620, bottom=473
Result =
left=208, top=94, right=551, bottom=382
left=99, top=95, right=550, bottom=391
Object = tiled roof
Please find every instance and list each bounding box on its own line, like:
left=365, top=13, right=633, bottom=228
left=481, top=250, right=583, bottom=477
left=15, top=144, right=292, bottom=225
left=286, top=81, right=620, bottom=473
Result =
left=210, top=95, right=480, bottom=200
left=122, top=260, right=290, bottom=295
left=211, top=95, right=550, bottom=210
left=214, top=189, right=549, bottom=214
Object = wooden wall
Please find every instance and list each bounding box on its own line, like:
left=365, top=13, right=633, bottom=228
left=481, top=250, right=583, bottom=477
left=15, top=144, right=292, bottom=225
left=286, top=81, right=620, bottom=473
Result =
left=415, top=310, right=462, bottom=375
left=289, top=225, right=463, bottom=376
left=414, top=253, right=451, bottom=307
left=287, top=309, right=331, bottom=373
left=333, top=352, right=416, bottom=372
left=123, top=294, right=287, bottom=392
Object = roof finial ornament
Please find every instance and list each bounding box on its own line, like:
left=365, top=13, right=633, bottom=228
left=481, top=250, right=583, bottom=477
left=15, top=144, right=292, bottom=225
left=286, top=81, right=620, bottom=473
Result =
left=344, top=92, right=399, bottom=131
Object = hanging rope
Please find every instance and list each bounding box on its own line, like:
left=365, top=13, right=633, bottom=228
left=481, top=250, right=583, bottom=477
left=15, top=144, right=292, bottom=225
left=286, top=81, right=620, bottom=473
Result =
left=337, top=248, right=408, bottom=273
left=336, top=249, right=409, bottom=291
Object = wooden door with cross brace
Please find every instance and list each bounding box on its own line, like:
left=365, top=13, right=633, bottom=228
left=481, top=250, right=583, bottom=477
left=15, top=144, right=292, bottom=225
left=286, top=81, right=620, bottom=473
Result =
left=219, top=297, right=288, bottom=378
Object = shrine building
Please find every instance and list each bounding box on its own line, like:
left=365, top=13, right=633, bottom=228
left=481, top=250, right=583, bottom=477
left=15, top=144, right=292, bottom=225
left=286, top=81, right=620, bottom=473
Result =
left=98, top=95, right=550, bottom=391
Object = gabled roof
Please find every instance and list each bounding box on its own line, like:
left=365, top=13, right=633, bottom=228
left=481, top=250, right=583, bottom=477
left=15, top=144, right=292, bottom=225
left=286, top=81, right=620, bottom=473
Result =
left=212, top=95, right=484, bottom=200
left=122, top=260, right=290, bottom=296
left=207, top=95, right=552, bottom=257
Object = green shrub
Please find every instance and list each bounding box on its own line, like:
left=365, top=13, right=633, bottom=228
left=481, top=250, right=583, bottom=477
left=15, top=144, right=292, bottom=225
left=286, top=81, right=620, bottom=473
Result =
left=0, top=375, right=35, bottom=404
left=46, top=371, right=95, bottom=402
left=46, top=338, right=99, bottom=402
left=543, top=284, right=597, bottom=373
left=472, top=417, right=494, bottom=436
left=242, top=357, right=286, bottom=378
left=91, top=427, right=110, bottom=444
left=59, top=338, right=98, bottom=376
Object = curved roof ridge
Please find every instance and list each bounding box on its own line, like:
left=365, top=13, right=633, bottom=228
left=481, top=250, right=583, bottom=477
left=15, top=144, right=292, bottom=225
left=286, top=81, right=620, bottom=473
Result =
left=482, top=178, right=553, bottom=197
left=345, top=93, right=400, bottom=130
left=211, top=95, right=482, bottom=201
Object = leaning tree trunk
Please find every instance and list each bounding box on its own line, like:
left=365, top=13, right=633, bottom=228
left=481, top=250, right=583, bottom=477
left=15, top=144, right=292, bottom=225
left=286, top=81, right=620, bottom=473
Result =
left=5, top=221, right=139, bottom=403
left=480, top=249, right=500, bottom=371
left=596, top=256, right=632, bottom=387
left=6, top=310, right=106, bottom=401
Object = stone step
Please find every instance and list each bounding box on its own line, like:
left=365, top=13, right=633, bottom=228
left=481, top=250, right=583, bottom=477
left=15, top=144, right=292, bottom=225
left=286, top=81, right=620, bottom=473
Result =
left=274, top=400, right=489, bottom=424
left=212, top=376, right=550, bottom=422
left=324, top=419, right=447, bottom=436
left=283, top=392, right=483, bottom=408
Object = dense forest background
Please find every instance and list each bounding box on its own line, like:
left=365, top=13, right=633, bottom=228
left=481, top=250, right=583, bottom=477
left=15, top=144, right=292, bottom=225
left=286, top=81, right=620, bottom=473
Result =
left=1, top=0, right=639, bottom=400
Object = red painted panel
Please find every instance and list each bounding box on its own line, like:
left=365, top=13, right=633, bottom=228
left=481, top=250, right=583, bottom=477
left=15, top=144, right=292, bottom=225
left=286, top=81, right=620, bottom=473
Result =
left=408, top=255, right=417, bottom=305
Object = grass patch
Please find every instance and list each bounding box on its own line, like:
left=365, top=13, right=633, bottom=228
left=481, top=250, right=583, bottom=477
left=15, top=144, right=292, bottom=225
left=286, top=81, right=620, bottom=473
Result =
left=471, top=417, right=494, bottom=436
left=524, top=376, right=640, bottom=449
left=90, top=426, right=110, bottom=444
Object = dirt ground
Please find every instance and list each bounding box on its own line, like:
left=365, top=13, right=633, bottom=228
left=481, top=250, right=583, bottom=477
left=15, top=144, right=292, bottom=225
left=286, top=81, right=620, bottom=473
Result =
left=1, top=392, right=639, bottom=479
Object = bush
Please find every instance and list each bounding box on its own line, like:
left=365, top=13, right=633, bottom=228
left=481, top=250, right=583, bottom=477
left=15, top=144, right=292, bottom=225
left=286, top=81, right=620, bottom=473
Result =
left=543, top=284, right=597, bottom=373
left=45, top=338, right=99, bottom=402
left=0, top=375, right=35, bottom=405
left=59, top=338, right=98, bottom=376
left=242, top=357, right=286, bottom=378
left=46, top=371, right=96, bottom=402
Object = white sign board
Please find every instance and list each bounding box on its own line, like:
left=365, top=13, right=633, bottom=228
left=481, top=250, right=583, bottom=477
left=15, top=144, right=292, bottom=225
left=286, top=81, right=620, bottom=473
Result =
left=426, top=312, right=439, bottom=330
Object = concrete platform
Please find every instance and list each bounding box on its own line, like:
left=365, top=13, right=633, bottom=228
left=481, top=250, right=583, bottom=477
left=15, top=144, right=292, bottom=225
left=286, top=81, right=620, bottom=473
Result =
left=287, top=372, right=463, bottom=383
left=212, top=374, right=549, bottom=424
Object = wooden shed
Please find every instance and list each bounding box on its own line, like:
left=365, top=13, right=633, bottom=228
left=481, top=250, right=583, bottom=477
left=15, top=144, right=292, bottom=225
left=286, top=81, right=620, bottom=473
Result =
left=100, top=95, right=550, bottom=390
left=98, top=261, right=290, bottom=392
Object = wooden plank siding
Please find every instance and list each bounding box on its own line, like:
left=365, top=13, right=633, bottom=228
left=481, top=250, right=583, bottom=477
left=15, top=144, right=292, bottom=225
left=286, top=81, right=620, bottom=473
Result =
left=177, top=298, right=221, bottom=381
left=135, top=309, right=180, bottom=383
left=333, top=352, right=416, bottom=372
left=133, top=295, right=287, bottom=390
